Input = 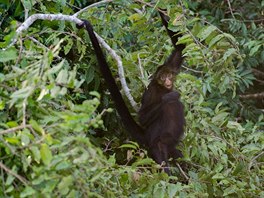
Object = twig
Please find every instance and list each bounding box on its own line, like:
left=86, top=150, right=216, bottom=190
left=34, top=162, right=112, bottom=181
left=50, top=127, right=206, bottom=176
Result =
left=226, top=0, right=235, bottom=19
left=73, top=0, right=113, bottom=17
left=15, top=36, right=23, bottom=67
left=248, top=150, right=264, bottom=171
left=182, top=65, right=203, bottom=74
left=137, top=53, right=146, bottom=80
left=176, top=162, right=189, bottom=180
left=134, top=0, right=167, bottom=15
left=186, top=29, right=211, bottom=67
left=10, top=13, right=138, bottom=110
left=239, top=92, right=264, bottom=99
left=0, top=125, right=31, bottom=135
left=0, top=161, right=28, bottom=185
left=27, top=36, right=62, bottom=60
left=22, top=99, right=27, bottom=126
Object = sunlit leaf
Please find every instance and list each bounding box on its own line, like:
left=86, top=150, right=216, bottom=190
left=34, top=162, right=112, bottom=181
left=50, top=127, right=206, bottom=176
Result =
left=40, top=144, right=52, bottom=166
left=0, top=48, right=17, bottom=62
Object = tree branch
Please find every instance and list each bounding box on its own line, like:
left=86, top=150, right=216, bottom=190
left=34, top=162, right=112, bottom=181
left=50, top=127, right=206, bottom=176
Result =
left=0, top=161, right=28, bottom=185
left=176, top=162, right=190, bottom=181
left=252, top=68, right=264, bottom=79
left=239, top=92, right=264, bottom=99
left=12, top=12, right=138, bottom=110
left=226, top=0, right=236, bottom=19
left=248, top=150, right=264, bottom=171
left=73, top=0, right=113, bottom=17
left=0, top=125, right=31, bottom=135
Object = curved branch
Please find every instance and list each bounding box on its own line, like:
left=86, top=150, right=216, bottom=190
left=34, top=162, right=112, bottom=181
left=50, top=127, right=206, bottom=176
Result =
left=73, top=0, right=113, bottom=17
left=12, top=13, right=138, bottom=110
left=94, top=31, right=139, bottom=110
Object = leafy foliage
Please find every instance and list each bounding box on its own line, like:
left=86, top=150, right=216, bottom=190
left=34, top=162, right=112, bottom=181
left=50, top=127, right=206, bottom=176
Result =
left=0, top=0, right=263, bottom=197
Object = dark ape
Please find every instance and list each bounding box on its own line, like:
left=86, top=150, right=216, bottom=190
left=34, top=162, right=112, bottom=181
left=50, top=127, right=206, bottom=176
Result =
left=138, top=58, right=185, bottom=173
left=78, top=11, right=185, bottom=174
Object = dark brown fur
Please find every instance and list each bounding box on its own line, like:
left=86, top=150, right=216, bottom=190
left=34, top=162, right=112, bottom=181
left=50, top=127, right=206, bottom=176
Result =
left=139, top=63, right=185, bottom=173
left=79, top=10, right=185, bottom=174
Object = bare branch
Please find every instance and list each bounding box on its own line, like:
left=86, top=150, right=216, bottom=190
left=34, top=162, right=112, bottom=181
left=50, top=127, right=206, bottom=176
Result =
left=226, top=0, right=236, bottom=19
left=16, top=14, right=83, bottom=35
left=11, top=12, right=138, bottom=110
left=94, top=32, right=139, bottom=110
left=73, top=0, right=113, bottom=17
left=182, top=64, right=203, bottom=74
left=176, top=162, right=190, bottom=181
left=252, top=68, right=264, bottom=79
left=239, top=92, right=264, bottom=99
left=248, top=150, right=264, bottom=171
left=22, top=99, right=27, bottom=126
left=0, top=125, right=31, bottom=135
left=137, top=53, right=145, bottom=79
left=0, top=161, right=28, bottom=185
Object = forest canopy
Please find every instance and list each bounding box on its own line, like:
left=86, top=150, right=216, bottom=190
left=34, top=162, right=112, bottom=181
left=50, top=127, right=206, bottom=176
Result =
left=0, top=0, right=263, bottom=197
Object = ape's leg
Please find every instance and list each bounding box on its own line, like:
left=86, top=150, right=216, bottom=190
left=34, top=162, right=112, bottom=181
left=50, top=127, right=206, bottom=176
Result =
left=168, top=147, right=183, bottom=159
left=150, top=140, right=170, bottom=174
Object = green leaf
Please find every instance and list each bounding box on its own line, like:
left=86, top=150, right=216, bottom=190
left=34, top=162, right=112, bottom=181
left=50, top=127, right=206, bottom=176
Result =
left=56, top=69, right=68, bottom=84
left=0, top=48, right=18, bottom=62
left=55, top=161, right=71, bottom=170
left=212, top=112, right=229, bottom=123
left=223, top=48, right=236, bottom=61
left=58, top=176, right=73, bottom=195
left=40, top=144, right=52, bottom=166
left=11, top=86, right=34, bottom=99
left=197, top=25, right=217, bottom=41
left=20, top=186, right=36, bottom=197
left=5, top=137, right=20, bottom=145
left=209, top=34, right=224, bottom=48
left=223, top=186, right=236, bottom=196
left=21, top=132, right=30, bottom=146
left=29, top=120, right=45, bottom=135
left=168, top=183, right=182, bottom=197
left=132, top=158, right=155, bottom=168
left=63, top=38, right=73, bottom=55
left=30, top=146, right=41, bottom=163
left=249, top=44, right=261, bottom=56
left=21, top=0, right=33, bottom=10
left=6, top=121, right=18, bottom=127
left=0, top=100, right=5, bottom=110
left=48, top=60, right=64, bottom=74
left=5, top=173, right=15, bottom=186
left=128, top=13, right=142, bottom=21
left=233, top=162, right=245, bottom=175
left=0, top=73, right=5, bottom=82
left=119, top=143, right=138, bottom=150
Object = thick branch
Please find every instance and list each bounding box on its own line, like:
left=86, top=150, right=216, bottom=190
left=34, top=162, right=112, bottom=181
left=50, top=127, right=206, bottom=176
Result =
left=16, top=14, right=83, bottom=34
left=13, top=13, right=138, bottom=110
left=239, top=92, right=264, bottom=99
left=252, top=68, right=264, bottom=79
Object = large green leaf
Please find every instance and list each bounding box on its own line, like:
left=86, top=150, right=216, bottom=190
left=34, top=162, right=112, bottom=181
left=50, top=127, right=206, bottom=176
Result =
left=40, top=143, right=53, bottom=166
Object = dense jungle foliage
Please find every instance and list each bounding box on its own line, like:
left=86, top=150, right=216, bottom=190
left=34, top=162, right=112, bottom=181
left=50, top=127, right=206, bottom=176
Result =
left=0, top=0, right=263, bottom=197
